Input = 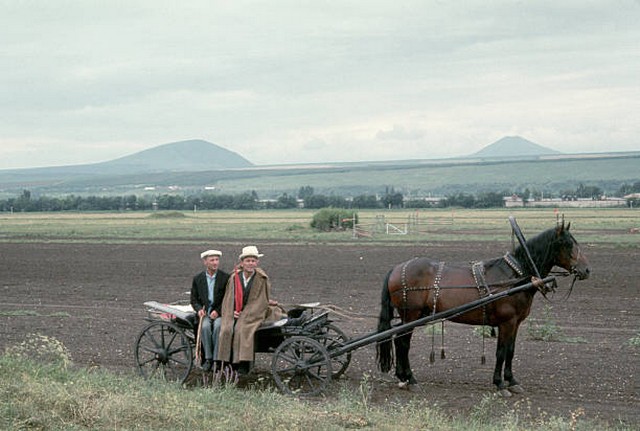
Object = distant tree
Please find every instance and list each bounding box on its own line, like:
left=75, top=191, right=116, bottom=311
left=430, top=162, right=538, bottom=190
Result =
left=232, top=192, right=258, bottom=210
left=305, top=194, right=328, bottom=209
left=326, top=195, right=348, bottom=208
left=475, top=191, right=504, bottom=208
left=298, top=186, right=314, bottom=200
left=618, top=181, right=640, bottom=196
left=275, top=193, right=298, bottom=209
left=444, top=193, right=475, bottom=208
left=576, top=183, right=602, bottom=199
left=381, top=191, right=404, bottom=209
left=352, top=194, right=379, bottom=209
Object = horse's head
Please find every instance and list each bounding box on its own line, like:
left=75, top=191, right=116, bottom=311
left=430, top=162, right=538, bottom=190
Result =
left=554, top=221, right=591, bottom=280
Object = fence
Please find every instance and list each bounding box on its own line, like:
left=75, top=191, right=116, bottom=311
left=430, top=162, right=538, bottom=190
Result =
left=353, top=212, right=454, bottom=238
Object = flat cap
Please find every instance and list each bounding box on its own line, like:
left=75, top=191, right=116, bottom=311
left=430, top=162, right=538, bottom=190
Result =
left=200, top=249, right=222, bottom=259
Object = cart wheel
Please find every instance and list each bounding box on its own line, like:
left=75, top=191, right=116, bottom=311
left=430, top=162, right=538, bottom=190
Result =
left=134, top=320, right=193, bottom=384
left=320, top=323, right=351, bottom=379
left=271, top=336, right=332, bottom=396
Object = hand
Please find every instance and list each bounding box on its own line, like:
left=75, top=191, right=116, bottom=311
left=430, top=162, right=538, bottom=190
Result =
left=268, top=299, right=278, bottom=306
left=234, top=310, right=241, bottom=319
left=209, top=310, right=218, bottom=320
left=198, top=309, right=206, bottom=318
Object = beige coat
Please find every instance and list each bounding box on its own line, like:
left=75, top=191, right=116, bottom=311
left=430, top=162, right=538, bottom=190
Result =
left=217, top=267, right=271, bottom=363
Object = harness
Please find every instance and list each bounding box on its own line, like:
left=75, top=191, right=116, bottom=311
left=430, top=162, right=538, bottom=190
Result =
left=396, top=253, right=525, bottom=310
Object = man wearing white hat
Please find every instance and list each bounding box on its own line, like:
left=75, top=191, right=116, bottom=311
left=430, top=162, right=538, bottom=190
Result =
left=218, top=245, right=277, bottom=375
left=190, top=249, right=230, bottom=372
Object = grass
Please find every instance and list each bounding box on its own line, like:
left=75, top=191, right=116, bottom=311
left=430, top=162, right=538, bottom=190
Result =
left=1, top=335, right=631, bottom=431
left=0, top=208, right=638, bottom=246
left=628, top=331, right=640, bottom=347
left=526, top=305, right=587, bottom=344
left=0, top=310, right=71, bottom=318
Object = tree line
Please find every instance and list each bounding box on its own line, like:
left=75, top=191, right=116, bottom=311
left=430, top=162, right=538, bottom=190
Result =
left=2, top=182, right=639, bottom=213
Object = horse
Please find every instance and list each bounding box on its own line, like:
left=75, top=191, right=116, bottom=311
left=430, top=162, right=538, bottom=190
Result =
left=376, top=220, right=590, bottom=396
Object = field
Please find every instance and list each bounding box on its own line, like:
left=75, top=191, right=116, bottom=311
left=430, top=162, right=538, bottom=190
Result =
left=0, top=209, right=638, bottom=427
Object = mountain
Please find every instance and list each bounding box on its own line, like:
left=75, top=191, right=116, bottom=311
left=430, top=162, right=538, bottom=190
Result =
left=470, top=136, right=561, bottom=158
left=0, top=139, right=253, bottom=178
left=96, top=139, right=253, bottom=172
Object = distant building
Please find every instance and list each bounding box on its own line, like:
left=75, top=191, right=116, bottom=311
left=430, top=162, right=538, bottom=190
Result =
left=504, top=195, right=628, bottom=208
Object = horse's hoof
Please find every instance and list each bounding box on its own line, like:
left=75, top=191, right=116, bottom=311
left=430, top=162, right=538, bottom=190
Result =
left=398, top=380, right=417, bottom=390
left=508, top=384, right=525, bottom=394
left=498, top=388, right=512, bottom=398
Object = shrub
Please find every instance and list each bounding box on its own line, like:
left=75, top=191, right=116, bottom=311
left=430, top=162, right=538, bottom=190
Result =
left=310, top=208, right=358, bottom=231
left=628, top=330, right=640, bottom=347
left=4, top=333, right=72, bottom=368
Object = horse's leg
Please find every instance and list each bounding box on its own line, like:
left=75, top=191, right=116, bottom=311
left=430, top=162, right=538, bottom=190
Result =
left=494, top=320, right=523, bottom=396
left=394, top=329, right=417, bottom=385
left=503, top=321, right=525, bottom=394
left=493, top=322, right=510, bottom=394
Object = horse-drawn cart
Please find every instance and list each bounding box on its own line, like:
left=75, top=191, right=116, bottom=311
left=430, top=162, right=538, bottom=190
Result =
left=134, top=217, right=590, bottom=397
left=134, top=301, right=351, bottom=396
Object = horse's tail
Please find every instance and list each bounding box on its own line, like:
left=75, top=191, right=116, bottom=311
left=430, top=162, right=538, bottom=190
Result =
left=376, top=269, right=394, bottom=373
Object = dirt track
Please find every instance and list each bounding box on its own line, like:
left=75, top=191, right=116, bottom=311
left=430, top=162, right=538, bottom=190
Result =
left=1, top=240, right=638, bottom=426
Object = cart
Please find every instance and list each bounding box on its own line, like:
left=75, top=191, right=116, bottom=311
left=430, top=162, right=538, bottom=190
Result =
left=134, top=301, right=352, bottom=396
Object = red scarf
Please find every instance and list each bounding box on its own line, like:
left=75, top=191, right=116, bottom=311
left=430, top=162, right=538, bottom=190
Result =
left=233, top=267, right=243, bottom=314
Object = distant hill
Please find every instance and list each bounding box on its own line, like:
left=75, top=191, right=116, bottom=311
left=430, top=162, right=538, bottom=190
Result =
left=471, top=136, right=561, bottom=158
left=98, top=139, right=253, bottom=172
left=0, top=139, right=253, bottom=179
left=0, top=137, right=638, bottom=200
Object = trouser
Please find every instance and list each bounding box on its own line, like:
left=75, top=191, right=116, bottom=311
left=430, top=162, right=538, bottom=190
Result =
left=200, top=317, right=222, bottom=360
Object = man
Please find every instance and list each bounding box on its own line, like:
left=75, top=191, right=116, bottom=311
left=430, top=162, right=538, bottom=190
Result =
left=190, top=249, right=230, bottom=372
left=217, top=245, right=277, bottom=375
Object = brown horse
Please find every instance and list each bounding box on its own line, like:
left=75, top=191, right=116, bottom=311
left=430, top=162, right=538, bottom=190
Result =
left=376, top=220, right=590, bottom=395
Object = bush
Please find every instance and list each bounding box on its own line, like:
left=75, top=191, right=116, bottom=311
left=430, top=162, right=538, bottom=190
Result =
left=628, top=330, right=640, bottom=347
left=310, top=208, right=358, bottom=231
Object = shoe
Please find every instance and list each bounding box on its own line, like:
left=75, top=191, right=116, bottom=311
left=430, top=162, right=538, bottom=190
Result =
left=202, top=359, right=213, bottom=372
left=237, top=361, right=251, bottom=376
left=285, top=311, right=309, bottom=327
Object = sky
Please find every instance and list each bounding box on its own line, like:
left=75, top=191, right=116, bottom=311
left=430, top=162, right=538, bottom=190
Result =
left=1, top=1, right=639, bottom=169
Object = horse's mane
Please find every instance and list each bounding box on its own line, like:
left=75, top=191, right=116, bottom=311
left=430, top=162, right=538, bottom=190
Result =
left=513, top=226, right=560, bottom=276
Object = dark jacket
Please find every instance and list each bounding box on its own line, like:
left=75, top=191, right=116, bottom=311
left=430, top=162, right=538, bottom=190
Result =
left=190, top=269, right=230, bottom=316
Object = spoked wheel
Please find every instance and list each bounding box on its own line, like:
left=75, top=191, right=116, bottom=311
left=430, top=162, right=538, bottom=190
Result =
left=319, top=323, right=351, bottom=379
left=271, top=336, right=332, bottom=396
left=134, top=320, right=193, bottom=384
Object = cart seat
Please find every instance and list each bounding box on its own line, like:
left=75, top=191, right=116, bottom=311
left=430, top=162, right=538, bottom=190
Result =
left=143, top=301, right=197, bottom=328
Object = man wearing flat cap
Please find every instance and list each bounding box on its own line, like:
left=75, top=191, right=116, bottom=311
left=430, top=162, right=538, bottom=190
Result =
left=218, top=245, right=277, bottom=375
left=190, top=249, right=230, bottom=372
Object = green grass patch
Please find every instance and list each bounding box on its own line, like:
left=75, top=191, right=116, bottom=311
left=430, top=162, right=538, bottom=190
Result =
left=0, top=310, right=39, bottom=317
left=147, top=211, right=189, bottom=219
left=628, top=331, right=640, bottom=347
left=0, top=310, right=72, bottom=318
left=527, top=306, right=587, bottom=343
left=1, top=334, right=628, bottom=431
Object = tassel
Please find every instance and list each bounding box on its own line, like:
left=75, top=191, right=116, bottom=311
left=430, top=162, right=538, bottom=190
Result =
left=481, top=354, right=486, bottom=365
left=441, top=349, right=446, bottom=359
left=429, top=350, right=435, bottom=363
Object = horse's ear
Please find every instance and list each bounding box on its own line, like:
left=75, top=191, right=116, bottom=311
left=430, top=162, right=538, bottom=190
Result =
left=555, top=215, right=569, bottom=236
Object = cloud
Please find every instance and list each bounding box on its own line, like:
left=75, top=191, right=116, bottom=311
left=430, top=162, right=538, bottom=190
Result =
left=0, top=1, right=639, bottom=169
left=376, top=125, right=425, bottom=141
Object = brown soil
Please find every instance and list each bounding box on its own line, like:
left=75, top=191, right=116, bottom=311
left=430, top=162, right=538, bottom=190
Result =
left=1, top=240, right=638, bottom=426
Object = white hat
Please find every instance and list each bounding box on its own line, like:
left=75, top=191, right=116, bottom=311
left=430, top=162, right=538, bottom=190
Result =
left=200, top=249, right=222, bottom=259
left=238, top=245, right=263, bottom=260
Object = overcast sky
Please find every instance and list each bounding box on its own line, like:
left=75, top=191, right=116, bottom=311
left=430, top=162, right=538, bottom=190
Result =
left=1, top=1, right=639, bottom=169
